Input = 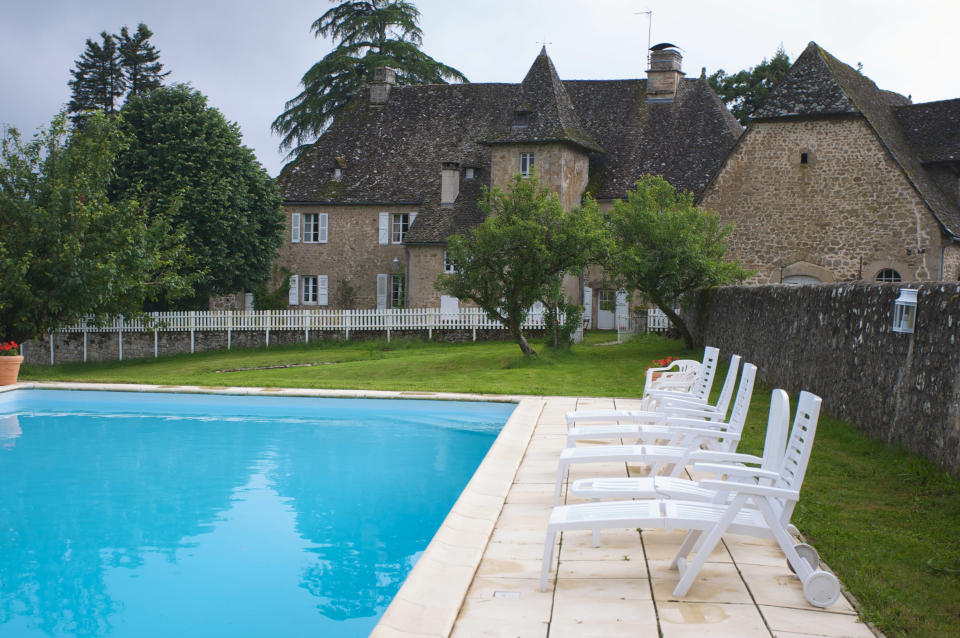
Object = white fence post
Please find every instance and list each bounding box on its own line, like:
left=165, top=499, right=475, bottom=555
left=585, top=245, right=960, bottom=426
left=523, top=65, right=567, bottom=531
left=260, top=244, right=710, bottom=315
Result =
left=227, top=310, right=232, bottom=350
left=190, top=311, right=196, bottom=353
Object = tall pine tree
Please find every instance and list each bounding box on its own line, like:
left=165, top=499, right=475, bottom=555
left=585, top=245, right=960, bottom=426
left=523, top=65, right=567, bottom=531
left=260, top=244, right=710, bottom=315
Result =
left=68, top=24, right=168, bottom=121
left=273, top=0, right=466, bottom=159
left=118, top=23, right=169, bottom=98
left=68, top=32, right=125, bottom=120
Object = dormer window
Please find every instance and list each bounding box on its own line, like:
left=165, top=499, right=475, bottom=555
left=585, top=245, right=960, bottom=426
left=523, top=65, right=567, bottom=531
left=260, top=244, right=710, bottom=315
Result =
left=513, top=110, right=530, bottom=128
left=465, top=167, right=475, bottom=180
left=333, top=167, right=342, bottom=181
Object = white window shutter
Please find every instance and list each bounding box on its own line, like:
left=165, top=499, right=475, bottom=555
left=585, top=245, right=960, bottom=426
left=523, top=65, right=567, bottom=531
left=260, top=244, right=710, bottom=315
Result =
left=377, top=274, right=388, bottom=309
left=291, top=213, right=301, bottom=243
left=378, top=213, right=389, bottom=245
left=318, top=275, right=328, bottom=306
left=288, top=275, right=299, bottom=305
left=318, top=213, right=328, bottom=243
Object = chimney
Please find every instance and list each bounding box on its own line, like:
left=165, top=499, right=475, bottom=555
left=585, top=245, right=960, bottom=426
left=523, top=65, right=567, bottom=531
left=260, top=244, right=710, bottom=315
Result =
left=646, top=44, right=684, bottom=102
left=440, top=162, right=460, bottom=207
left=369, top=67, right=396, bottom=105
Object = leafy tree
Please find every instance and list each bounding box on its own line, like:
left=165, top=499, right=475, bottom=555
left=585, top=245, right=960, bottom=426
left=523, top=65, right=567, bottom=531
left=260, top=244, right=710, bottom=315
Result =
left=273, top=0, right=467, bottom=157
left=118, top=23, right=169, bottom=98
left=68, top=32, right=126, bottom=119
left=436, top=175, right=607, bottom=356
left=708, top=46, right=791, bottom=125
left=607, top=175, right=751, bottom=349
left=68, top=24, right=167, bottom=121
left=0, top=113, right=192, bottom=344
left=113, top=85, right=284, bottom=308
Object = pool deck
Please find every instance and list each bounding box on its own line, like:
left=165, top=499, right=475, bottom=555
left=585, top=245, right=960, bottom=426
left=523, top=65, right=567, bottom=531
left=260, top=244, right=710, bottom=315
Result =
left=7, top=383, right=879, bottom=637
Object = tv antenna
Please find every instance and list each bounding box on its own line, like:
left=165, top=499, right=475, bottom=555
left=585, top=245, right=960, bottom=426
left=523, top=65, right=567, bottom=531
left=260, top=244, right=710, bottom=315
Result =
left=635, top=9, right=652, bottom=66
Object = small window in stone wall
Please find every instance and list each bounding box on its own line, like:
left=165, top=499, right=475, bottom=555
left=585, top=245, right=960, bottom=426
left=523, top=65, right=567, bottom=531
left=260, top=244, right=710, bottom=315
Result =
left=514, top=111, right=530, bottom=128
left=800, top=152, right=809, bottom=164
left=875, top=268, right=902, bottom=283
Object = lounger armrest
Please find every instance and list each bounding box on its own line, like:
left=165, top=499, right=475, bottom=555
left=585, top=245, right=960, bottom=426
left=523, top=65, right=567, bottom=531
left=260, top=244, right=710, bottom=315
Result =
left=645, top=388, right=700, bottom=400
left=565, top=410, right=666, bottom=427
left=658, top=396, right=718, bottom=410
left=685, top=451, right=764, bottom=465
left=662, top=416, right=726, bottom=429
left=691, top=462, right=779, bottom=481
left=667, top=427, right=740, bottom=442
left=697, top=480, right=800, bottom=500
left=661, top=406, right=723, bottom=420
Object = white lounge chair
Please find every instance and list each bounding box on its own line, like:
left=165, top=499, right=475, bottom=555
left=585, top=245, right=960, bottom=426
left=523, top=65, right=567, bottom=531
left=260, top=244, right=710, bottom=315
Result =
left=565, top=360, right=752, bottom=448
left=565, top=356, right=742, bottom=445
left=553, top=363, right=757, bottom=505
left=643, top=357, right=701, bottom=394
left=540, top=392, right=839, bottom=609
left=569, top=387, right=788, bottom=503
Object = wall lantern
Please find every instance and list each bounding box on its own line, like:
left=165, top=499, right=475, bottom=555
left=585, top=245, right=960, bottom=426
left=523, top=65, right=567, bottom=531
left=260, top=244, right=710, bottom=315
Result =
left=892, top=288, right=918, bottom=334
left=392, top=257, right=401, bottom=271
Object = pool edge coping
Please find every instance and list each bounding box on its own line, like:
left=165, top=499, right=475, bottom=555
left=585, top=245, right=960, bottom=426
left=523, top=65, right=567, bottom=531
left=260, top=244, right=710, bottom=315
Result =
left=4, top=381, right=543, bottom=638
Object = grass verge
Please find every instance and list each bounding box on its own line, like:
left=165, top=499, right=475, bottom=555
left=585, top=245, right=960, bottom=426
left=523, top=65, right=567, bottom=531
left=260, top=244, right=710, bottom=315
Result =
left=20, top=333, right=960, bottom=638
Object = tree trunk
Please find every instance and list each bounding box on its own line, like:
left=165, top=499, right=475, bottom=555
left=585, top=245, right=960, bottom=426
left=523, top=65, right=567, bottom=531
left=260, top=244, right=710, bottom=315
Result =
left=654, top=299, right=694, bottom=350
left=509, top=322, right=536, bottom=356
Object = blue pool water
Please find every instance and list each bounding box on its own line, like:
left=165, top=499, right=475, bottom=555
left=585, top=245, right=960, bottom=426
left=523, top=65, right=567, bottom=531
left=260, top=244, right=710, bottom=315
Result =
left=0, top=390, right=513, bottom=638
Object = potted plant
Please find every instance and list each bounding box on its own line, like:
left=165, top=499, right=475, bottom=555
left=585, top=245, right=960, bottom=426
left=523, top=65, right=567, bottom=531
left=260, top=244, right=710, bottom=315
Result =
left=0, top=341, right=23, bottom=385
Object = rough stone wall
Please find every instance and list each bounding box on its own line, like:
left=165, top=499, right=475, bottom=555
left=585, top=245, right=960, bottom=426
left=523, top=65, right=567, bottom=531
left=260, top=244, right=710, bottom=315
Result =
left=490, top=143, right=589, bottom=211
left=686, top=283, right=960, bottom=476
left=701, top=117, right=945, bottom=283
left=942, top=241, right=960, bottom=281
left=277, top=204, right=410, bottom=308
left=407, top=245, right=446, bottom=307
left=22, top=328, right=545, bottom=365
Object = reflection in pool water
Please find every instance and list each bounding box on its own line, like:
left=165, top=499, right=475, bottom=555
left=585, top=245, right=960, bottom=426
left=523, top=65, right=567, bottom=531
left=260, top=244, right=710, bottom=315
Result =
left=0, top=390, right=512, bottom=637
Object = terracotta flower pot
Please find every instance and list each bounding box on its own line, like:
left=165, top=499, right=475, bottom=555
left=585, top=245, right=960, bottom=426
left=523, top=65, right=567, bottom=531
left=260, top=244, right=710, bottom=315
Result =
left=0, top=355, right=23, bottom=385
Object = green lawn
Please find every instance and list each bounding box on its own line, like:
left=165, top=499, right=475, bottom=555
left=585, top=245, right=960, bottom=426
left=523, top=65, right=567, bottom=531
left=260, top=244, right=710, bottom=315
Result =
left=20, top=333, right=960, bottom=638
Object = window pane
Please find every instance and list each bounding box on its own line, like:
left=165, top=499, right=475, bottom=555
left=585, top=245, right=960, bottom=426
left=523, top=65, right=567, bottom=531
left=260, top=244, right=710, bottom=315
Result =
left=875, top=269, right=902, bottom=283
left=392, top=213, right=409, bottom=243
left=391, top=273, right=404, bottom=307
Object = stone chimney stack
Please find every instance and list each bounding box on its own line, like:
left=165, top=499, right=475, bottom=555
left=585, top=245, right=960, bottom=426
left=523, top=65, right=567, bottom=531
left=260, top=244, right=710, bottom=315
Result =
left=440, top=162, right=460, bottom=207
left=370, top=67, right=396, bottom=105
left=646, top=44, right=684, bottom=102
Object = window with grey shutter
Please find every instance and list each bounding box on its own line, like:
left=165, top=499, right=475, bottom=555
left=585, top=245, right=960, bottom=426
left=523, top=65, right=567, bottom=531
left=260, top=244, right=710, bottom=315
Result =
left=291, top=213, right=301, bottom=243
left=378, top=213, right=389, bottom=245
left=288, top=275, right=299, bottom=305
left=377, top=274, right=388, bottom=309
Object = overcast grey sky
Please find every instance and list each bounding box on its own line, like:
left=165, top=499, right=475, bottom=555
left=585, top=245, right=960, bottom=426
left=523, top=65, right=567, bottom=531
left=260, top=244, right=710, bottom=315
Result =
left=2, top=0, right=958, bottom=177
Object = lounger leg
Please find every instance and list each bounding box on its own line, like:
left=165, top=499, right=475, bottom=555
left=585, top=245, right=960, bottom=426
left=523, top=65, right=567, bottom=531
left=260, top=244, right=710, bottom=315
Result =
left=554, top=463, right=567, bottom=505
left=673, top=524, right=726, bottom=596
left=670, top=530, right=702, bottom=570
left=540, top=529, right=558, bottom=591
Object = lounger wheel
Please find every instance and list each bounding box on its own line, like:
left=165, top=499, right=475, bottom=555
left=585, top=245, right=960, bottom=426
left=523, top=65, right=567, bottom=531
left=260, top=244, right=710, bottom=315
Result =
left=802, top=570, right=840, bottom=608
left=787, top=543, right=820, bottom=574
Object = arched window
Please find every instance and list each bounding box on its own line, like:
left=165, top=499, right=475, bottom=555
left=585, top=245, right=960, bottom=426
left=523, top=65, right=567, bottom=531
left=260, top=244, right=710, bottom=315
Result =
left=875, top=269, right=902, bottom=283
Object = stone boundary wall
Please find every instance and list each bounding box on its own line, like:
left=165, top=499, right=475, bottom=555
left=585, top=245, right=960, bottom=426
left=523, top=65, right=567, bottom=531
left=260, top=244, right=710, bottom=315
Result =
left=22, top=329, right=546, bottom=366
left=685, top=283, right=960, bottom=476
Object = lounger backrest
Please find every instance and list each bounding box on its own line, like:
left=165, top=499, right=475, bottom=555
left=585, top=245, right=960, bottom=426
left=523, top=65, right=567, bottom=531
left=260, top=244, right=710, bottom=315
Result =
left=715, top=362, right=756, bottom=452
left=690, top=346, right=720, bottom=402
left=774, top=391, right=823, bottom=521
left=760, top=390, right=791, bottom=474
left=712, top=355, right=741, bottom=419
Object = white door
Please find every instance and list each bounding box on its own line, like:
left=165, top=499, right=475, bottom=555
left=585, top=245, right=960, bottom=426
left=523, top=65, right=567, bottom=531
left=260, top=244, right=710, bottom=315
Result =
left=582, top=287, right=592, bottom=329
left=596, top=290, right=615, bottom=330
left=440, top=295, right=459, bottom=322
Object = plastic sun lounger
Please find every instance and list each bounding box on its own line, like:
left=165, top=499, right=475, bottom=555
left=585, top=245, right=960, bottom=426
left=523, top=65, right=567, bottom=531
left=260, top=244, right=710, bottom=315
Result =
left=564, top=357, right=744, bottom=447
left=570, top=386, right=787, bottom=505
left=541, top=392, right=839, bottom=609
left=563, top=350, right=732, bottom=431
left=554, top=363, right=758, bottom=505
left=642, top=358, right=701, bottom=394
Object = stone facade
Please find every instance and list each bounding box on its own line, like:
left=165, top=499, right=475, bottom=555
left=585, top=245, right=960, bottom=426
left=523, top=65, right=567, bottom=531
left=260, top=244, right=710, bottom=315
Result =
left=685, top=283, right=960, bottom=477
left=489, top=143, right=590, bottom=211
left=701, top=117, right=944, bottom=282
left=280, top=204, right=410, bottom=308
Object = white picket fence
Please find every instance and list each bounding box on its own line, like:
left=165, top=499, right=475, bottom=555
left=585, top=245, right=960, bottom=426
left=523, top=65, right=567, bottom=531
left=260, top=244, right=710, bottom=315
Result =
left=58, top=307, right=553, bottom=336
left=617, top=308, right=675, bottom=343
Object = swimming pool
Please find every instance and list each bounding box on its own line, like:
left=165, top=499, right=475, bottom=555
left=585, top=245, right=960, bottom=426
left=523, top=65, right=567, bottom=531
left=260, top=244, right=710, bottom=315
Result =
left=0, top=389, right=515, bottom=638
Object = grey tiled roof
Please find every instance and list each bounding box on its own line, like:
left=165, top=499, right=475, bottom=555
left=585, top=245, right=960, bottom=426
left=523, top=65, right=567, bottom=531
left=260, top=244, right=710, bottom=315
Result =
left=277, top=51, right=741, bottom=226
left=896, top=98, right=960, bottom=163
left=751, top=42, right=960, bottom=237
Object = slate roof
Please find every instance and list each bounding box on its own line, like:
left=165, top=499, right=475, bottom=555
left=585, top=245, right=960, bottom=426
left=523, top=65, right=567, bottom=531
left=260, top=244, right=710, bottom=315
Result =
left=751, top=42, right=960, bottom=237
left=277, top=49, right=742, bottom=244
left=896, top=98, right=960, bottom=163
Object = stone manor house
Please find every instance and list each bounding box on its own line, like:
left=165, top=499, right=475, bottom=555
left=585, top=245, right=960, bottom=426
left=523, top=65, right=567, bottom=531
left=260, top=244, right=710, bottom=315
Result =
left=271, top=42, right=960, bottom=319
